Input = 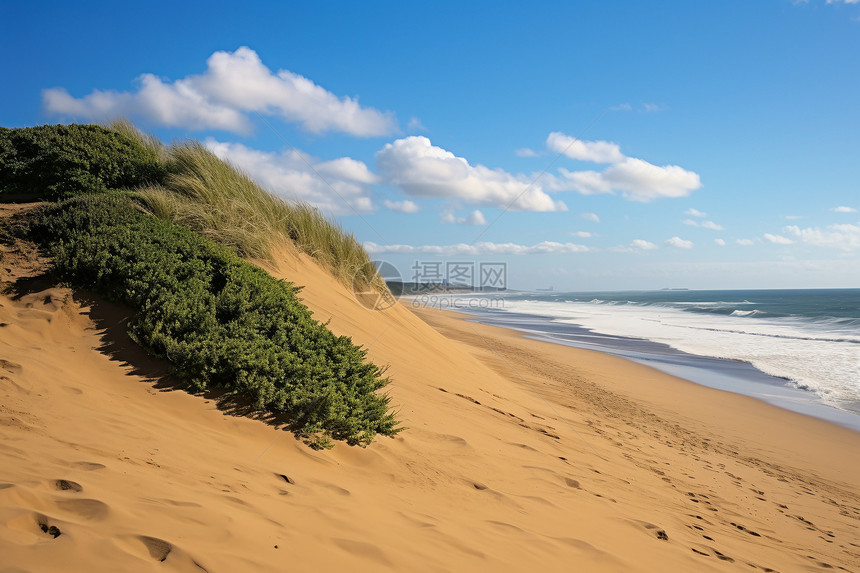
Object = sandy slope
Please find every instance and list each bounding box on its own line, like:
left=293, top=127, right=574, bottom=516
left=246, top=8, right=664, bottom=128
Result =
left=1, top=217, right=858, bottom=571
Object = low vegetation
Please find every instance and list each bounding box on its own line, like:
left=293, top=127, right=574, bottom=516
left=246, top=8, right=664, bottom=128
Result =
left=29, top=195, right=399, bottom=447
left=0, top=124, right=165, bottom=200
left=1, top=121, right=399, bottom=447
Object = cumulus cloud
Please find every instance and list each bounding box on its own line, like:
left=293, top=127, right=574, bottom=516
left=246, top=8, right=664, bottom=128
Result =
left=364, top=241, right=589, bottom=256
left=546, top=132, right=624, bottom=163
left=547, top=131, right=702, bottom=202
left=832, top=206, right=857, bottom=213
left=685, top=208, right=707, bottom=217
left=376, top=136, right=566, bottom=212
left=786, top=224, right=860, bottom=251
left=205, top=139, right=376, bottom=215
left=764, top=233, right=794, bottom=245
left=599, top=158, right=700, bottom=201
left=715, top=238, right=726, bottom=246
left=44, top=47, right=397, bottom=137
left=44, top=74, right=251, bottom=133
left=556, top=157, right=701, bottom=202
left=384, top=200, right=419, bottom=213
left=441, top=209, right=487, bottom=226
left=737, top=238, right=755, bottom=246
left=570, top=231, right=594, bottom=238
left=515, top=148, right=539, bottom=157
left=581, top=212, right=601, bottom=223
left=666, top=236, right=693, bottom=249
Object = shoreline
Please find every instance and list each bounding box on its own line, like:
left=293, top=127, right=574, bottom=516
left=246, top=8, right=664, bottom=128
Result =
left=406, top=300, right=860, bottom=434
left=411, top=306, right=860, bottom=487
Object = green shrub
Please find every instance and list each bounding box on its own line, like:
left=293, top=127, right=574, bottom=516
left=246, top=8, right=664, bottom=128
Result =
left=29, top=194, right=399, bottom=447
left=0, top=124, right=165, bottom=200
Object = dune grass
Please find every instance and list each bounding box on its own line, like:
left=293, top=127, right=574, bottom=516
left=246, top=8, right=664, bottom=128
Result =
left=126, top=137, right=384, bottom=293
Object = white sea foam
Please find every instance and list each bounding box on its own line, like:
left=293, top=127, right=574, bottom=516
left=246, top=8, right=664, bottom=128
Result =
left=494, top=299, right=860, bottom=410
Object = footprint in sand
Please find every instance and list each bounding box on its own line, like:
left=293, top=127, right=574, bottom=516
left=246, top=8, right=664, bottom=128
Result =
left=113, top=535, right=208, bottom=571
left=0, top=359, right=23, bottom=373
left=54, top=479, right=83, bottom=492
left=564, top=478, right=581, bottom=489
left=140, top=536, right=172, bottom=562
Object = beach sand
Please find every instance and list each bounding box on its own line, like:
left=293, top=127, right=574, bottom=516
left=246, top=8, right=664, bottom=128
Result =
left=1, top=219, right=859, bottom=571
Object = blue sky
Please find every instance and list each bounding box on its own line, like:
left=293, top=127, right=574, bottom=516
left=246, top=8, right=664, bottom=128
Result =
left=3, top=0, right=859, bottom=290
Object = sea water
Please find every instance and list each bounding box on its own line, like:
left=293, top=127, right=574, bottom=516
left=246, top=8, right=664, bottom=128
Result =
left=415, top=289, right=860, bottom=430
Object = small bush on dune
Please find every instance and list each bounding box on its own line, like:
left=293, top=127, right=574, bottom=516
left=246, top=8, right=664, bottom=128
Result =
left=0, top=124, right=165, bottom=200
left=30, top=194, right=399, bottom=447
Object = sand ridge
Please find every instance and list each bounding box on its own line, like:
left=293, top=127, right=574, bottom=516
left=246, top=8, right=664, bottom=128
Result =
left=0, top=223, right=858, bottom=571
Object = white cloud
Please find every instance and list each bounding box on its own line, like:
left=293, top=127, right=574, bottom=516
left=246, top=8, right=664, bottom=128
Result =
left=610, top=103, right=633, bottom=111
left=666, top=236, right=693, bottom=249
left=631, top=239, right=658, bottom=250
left=570, top=231, right=594, bottom=238
left=685, top=208, right=707, bottom=218
left=44, top=74, right=251, bottom=133
left=515, top=147, right=539, bottom=157
left=205, top=139, right=375, bottom=215
left=544, top=125, right=703, bottom=203
left=832, top=206, right=857, bottom=213
left=376, top=136, right=566, bottom=212
left=785, top=215, right=804, bottom=220
left=546, top=132, right=624, bottom=163
left=557, top=157, right=701, bottom=202
left=384, top=200, right=419, bottom=213
left=44, top=47, right=397, bottom=137
left=684, top=219, right=723, bottom=230
left=786, top=224, right=860, bottom=251
left=364, top=241, right=589, bottom=256
left=609, top=239, right=658, bottom=253
left=642, top=103, right=664, bottom=112
left=764, top=233, right=794, bottom=245
left=604, top=158, right=701, bottom=201
left=441, top=209, right=487, bottom=226
left=715, top=238, right=726, bottom=246
left=581, top=212, right=600, bottom=223
left=737, top=238, right=755, bottom=246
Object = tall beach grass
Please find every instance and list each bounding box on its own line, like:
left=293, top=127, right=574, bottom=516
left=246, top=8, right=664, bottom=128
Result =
left=113, top=125, right=385, bottom=292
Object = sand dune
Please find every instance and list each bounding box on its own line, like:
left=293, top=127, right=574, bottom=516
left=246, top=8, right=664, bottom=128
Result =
left=1, top=223, right=859, bottom=571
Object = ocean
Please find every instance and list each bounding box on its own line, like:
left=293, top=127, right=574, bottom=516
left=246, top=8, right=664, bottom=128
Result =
left=410, top=289, right=860, bottom=432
